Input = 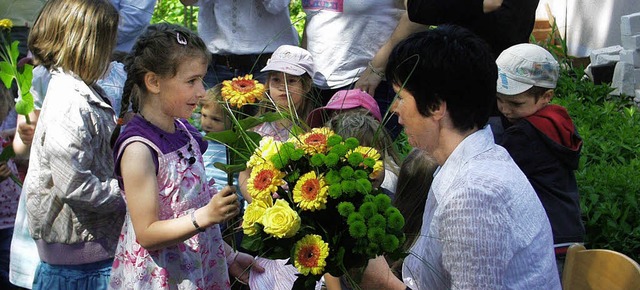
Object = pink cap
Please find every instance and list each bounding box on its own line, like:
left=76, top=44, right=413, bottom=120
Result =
left=306, top=89, right=382, bottom=128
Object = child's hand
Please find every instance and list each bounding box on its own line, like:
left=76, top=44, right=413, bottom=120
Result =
left=205, top=185, right=239, bottom=225
left=17, top=120, right=36, bottom=146
left=0, top=162, right=11, bottom=181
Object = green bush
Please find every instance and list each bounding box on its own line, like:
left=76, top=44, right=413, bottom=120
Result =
left=553, top=68, right=640, bottom=262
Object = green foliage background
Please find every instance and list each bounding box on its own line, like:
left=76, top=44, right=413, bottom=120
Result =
left=150, top=0, right=640, bottom=262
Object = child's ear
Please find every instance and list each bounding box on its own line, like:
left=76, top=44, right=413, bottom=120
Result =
left=541, top=89, right=554, bottom=103
left=144, top=72, right=161, bottom=94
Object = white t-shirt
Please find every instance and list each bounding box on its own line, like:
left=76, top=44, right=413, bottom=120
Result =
left=303, top=0, right=402, bottom=89
left=195, top=0, right=299, bottom=55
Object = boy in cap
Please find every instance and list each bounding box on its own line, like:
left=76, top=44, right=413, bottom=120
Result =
left=494, top=43, right=584, bottom=276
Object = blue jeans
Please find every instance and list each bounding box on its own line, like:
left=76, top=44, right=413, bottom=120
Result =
left=0, top=228, right=13, bottom=288
left=32, top=258, right=113, bottom=290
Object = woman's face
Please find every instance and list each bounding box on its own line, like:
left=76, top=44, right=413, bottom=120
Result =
left=267, top=72, right=309, bottom=112
left=391, top=85, right=439, bottom=153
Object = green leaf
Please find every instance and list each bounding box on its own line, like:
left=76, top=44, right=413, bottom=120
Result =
left=0, top=145, right=16, bottom=162
left=0, top=61, right=15, bottom=88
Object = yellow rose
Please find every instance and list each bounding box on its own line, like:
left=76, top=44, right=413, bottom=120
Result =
left=0, top=19, right=12, bottom=30
left=242, top=199, right=271, bottom=236
left=262, top=199, right=301, bottom=238
left=247, top=136, right=282, bottom=168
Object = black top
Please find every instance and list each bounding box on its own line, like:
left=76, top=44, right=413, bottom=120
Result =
left=406, top=0, right=540, bottom=58
left=496, top=105, right=585, bottom=245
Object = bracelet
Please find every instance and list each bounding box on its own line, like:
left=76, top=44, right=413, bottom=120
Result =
left=368, top=61, right=385, bottom=78
left=226, top=251, right=239, bottom=267
left=191, top=210, right=205, bottom=233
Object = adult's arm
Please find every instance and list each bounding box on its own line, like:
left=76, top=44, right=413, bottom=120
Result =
left=357, top=256, right=407, bottom=290
left=355, top=12, right=428, bottom=96
left=111, top=0, right=157, bottom=51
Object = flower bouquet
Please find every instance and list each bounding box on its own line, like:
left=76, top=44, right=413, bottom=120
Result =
left=242, top=127, right=406, bottom=289
left=0, top=19, right=35, bottom=124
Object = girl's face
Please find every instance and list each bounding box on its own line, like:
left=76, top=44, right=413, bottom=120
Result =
left=200, top=105, right=226, bottom=133
left=267, top=72, right=309, bottom=112
left=157, top=56, right=208, bottom=120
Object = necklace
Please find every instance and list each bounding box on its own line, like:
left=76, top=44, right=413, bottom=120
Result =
left=139, top=113, right=196, bottom=165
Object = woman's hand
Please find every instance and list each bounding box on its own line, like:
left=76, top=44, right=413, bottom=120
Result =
left=355, top=66, right=384, bottom=97
left=228, top=251, right=265, bottom=284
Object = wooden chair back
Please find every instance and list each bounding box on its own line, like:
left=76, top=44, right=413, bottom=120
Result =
left=562, top=243, right=640, bottom=290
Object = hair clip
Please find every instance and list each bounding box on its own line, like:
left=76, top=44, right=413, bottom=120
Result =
left=176, top=32, right=187, bottom=46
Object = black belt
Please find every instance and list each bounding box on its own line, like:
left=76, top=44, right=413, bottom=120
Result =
left=211, top=53, right=272, bottom=70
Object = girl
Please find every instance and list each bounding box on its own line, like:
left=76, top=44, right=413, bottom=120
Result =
left=253, top=44, right=319, bottom=142
left=23, top=0, right=125, bottom=288
left=109, top=23, right=261, bottom=289
left=238, top=45, right=319, bottom=202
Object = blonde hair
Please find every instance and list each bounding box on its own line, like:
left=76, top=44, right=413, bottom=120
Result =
left=199, top=84, right=231, bottom=128
left=327, top=109, right=401, bottom=174
left=28, top=0, right=118, bottom=84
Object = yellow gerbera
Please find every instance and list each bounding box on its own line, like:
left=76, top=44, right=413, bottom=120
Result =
left=293, top=171, right=328, bottom=211
left=246, top=136, right=281, bottom=168
left=291, top=127, right=334, bottom=155
left=293, top=234, right=329, bottom=276
left=247, top=163, right=286, bottom=201
left=221, top=74, right=265, bottom=108
left=0, top=19, right=12, bottom=30
left=349, top=146, right=383, bottom=178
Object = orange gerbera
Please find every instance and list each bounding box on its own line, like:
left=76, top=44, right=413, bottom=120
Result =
left=293, top=234, right=329, bottom=276
left=293, top=171, right=328, bottom=211
left=221, top=74, right=265, bottom=108
left=291, top=127, right=334, bottom=155
left=247, top=163, right=286, bottom=201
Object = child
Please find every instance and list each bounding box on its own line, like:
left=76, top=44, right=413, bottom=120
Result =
left=109, top=23, right=262, bottom=289
left=494, top=43, right=584, bottom=276
left=239, top=45, right=318, bottom=201
left=326, top=110, right=400, bottom=196
left=199, top=85, right=245, bottom=249
left=389, top=148, right=438, bottom=277
left=253, top=44, right=318, bottom=141
left=306, top=89, right=383, bottom=129
left=22, top=0, right=126, bottom=288
left=0, top=83, right=21, bottom=289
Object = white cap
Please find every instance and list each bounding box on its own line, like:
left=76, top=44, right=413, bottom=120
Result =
left=496, top=43, right=559, bottom=95
left=260, top=45, right=315, bottom=76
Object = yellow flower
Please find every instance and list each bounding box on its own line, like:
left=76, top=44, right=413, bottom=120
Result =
left=221, top=74, right=265, bottom=108
left=291, top=127, right=335, bottom=155
left=0, top=19, right=12, bottom=30
left=247, top=163, right=286, bottom=201
left=242, top=199, right=272, bottom=236
left=371, top=160, right=384, bottom=179
left=246, top=136, right=282, bottom=168
left=293, top=234, right=329, bottom=275
left=349, top=146, right=381, bottom=161
left=293, top=171, right=328, bottom=211
left=262, top=199, right=301, bottom=238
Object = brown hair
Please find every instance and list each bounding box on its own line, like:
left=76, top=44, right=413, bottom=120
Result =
left=111, top=23, right=210, bottom=146
left=257, top=72, right=319, bottom=123
left=28, top=0, right=118, bottom=84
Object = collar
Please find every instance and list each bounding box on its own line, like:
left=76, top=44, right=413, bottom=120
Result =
left=50, top=68, right=115, bottom=112
left=430, top=126, right=495, bottom=203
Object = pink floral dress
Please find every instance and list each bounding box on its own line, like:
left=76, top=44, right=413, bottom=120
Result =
left=109, top=121, right=230, bottom=290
